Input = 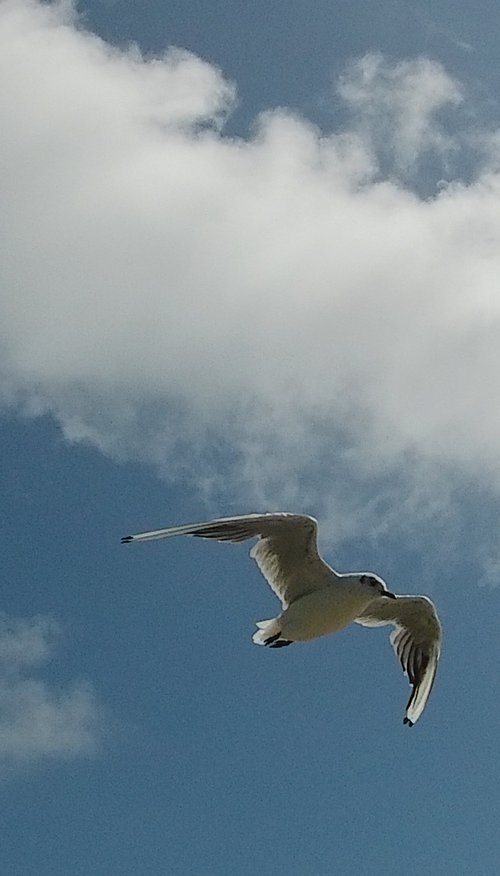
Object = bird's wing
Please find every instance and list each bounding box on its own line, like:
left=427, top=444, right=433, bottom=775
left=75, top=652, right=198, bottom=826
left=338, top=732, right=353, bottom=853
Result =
left=355, top=596, right=442, bottom=726
left=122, top=513, right=332, bottom=608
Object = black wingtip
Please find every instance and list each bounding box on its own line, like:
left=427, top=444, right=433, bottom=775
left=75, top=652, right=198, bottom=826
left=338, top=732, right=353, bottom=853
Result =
left=121, top=535, right=133, bottom=544
left=403, top=717, right=414, bottom=727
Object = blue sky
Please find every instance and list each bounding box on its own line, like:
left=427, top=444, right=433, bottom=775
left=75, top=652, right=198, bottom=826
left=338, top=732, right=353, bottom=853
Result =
left=2, top=1, right=500, bottom=873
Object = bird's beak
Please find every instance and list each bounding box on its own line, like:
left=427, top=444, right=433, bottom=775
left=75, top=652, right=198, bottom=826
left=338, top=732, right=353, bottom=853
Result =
left=384, top=590, right=397, bottom=599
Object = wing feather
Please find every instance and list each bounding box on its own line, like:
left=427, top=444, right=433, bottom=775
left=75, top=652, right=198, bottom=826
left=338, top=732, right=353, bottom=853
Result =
left=355, top=596, right=442, bottom=726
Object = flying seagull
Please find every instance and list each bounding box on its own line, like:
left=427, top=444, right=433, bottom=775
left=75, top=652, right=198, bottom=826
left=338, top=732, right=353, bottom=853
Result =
left=122, top=513, right=441, bottom=726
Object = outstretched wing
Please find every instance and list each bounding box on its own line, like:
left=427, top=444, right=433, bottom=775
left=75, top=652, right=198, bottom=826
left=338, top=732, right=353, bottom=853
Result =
left=355, top=596, right=442, bottom=726
left=122, top=512, right=333, bottom=608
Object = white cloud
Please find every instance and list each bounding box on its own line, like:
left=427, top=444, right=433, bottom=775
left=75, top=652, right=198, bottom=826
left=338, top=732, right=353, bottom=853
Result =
left=0, top=613, right=102, bottom=763
left=2, top=1, right=500, bottom=552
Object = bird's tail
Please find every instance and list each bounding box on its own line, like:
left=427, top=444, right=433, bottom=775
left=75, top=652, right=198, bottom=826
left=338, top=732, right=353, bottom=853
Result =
left=252, top=618, right=281, bottom=646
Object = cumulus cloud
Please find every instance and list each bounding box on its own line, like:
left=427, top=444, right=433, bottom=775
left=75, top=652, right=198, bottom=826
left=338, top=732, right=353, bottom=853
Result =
left=0, top=613, right=102, bottom=764
left=2, top=1, right=500, bottom=552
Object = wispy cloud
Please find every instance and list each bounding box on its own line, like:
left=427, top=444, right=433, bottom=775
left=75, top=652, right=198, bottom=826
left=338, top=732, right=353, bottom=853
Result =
left=0, top=613, right=103, bottom=764
left=410, top=5, right=474, bottom=55
left=337, top=53, right=462, bottom=174
left=2, top=1, right=500, bottom=558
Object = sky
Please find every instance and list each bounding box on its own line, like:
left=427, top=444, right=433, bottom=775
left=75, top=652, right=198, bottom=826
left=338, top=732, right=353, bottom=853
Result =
left=2, top=0, right=500, bottom=873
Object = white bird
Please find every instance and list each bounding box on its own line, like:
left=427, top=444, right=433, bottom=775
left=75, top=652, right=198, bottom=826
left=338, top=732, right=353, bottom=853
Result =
left=122, top=513, right=442, bottom=726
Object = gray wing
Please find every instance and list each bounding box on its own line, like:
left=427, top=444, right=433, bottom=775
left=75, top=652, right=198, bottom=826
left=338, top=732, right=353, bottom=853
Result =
left=355, top=596, right=442, bottom=726
left=122, top=513, right=333, bottom=608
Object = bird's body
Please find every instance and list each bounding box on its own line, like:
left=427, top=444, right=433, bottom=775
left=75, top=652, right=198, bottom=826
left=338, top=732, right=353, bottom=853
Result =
left=122, top=512, right=442, bottom=726
left=279, top=584, right=377, bottom=640
left=254, top=577, right=389, bottom=644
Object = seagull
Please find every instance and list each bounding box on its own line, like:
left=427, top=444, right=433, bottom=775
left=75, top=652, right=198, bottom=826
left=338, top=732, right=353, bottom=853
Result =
left=121, top=513, right=442, bottom=726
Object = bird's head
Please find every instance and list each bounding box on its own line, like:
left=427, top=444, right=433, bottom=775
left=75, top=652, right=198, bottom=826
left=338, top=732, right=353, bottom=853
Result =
left=357, top=573, right=396, bottom=600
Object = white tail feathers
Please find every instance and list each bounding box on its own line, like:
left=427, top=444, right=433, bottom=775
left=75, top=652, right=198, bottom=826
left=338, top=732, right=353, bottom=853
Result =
left=252, top=618, right=280, bottom=645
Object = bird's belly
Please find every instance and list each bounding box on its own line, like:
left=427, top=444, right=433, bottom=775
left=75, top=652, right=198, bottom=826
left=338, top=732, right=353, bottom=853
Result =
left=280, top=589, right=363, bottom=641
